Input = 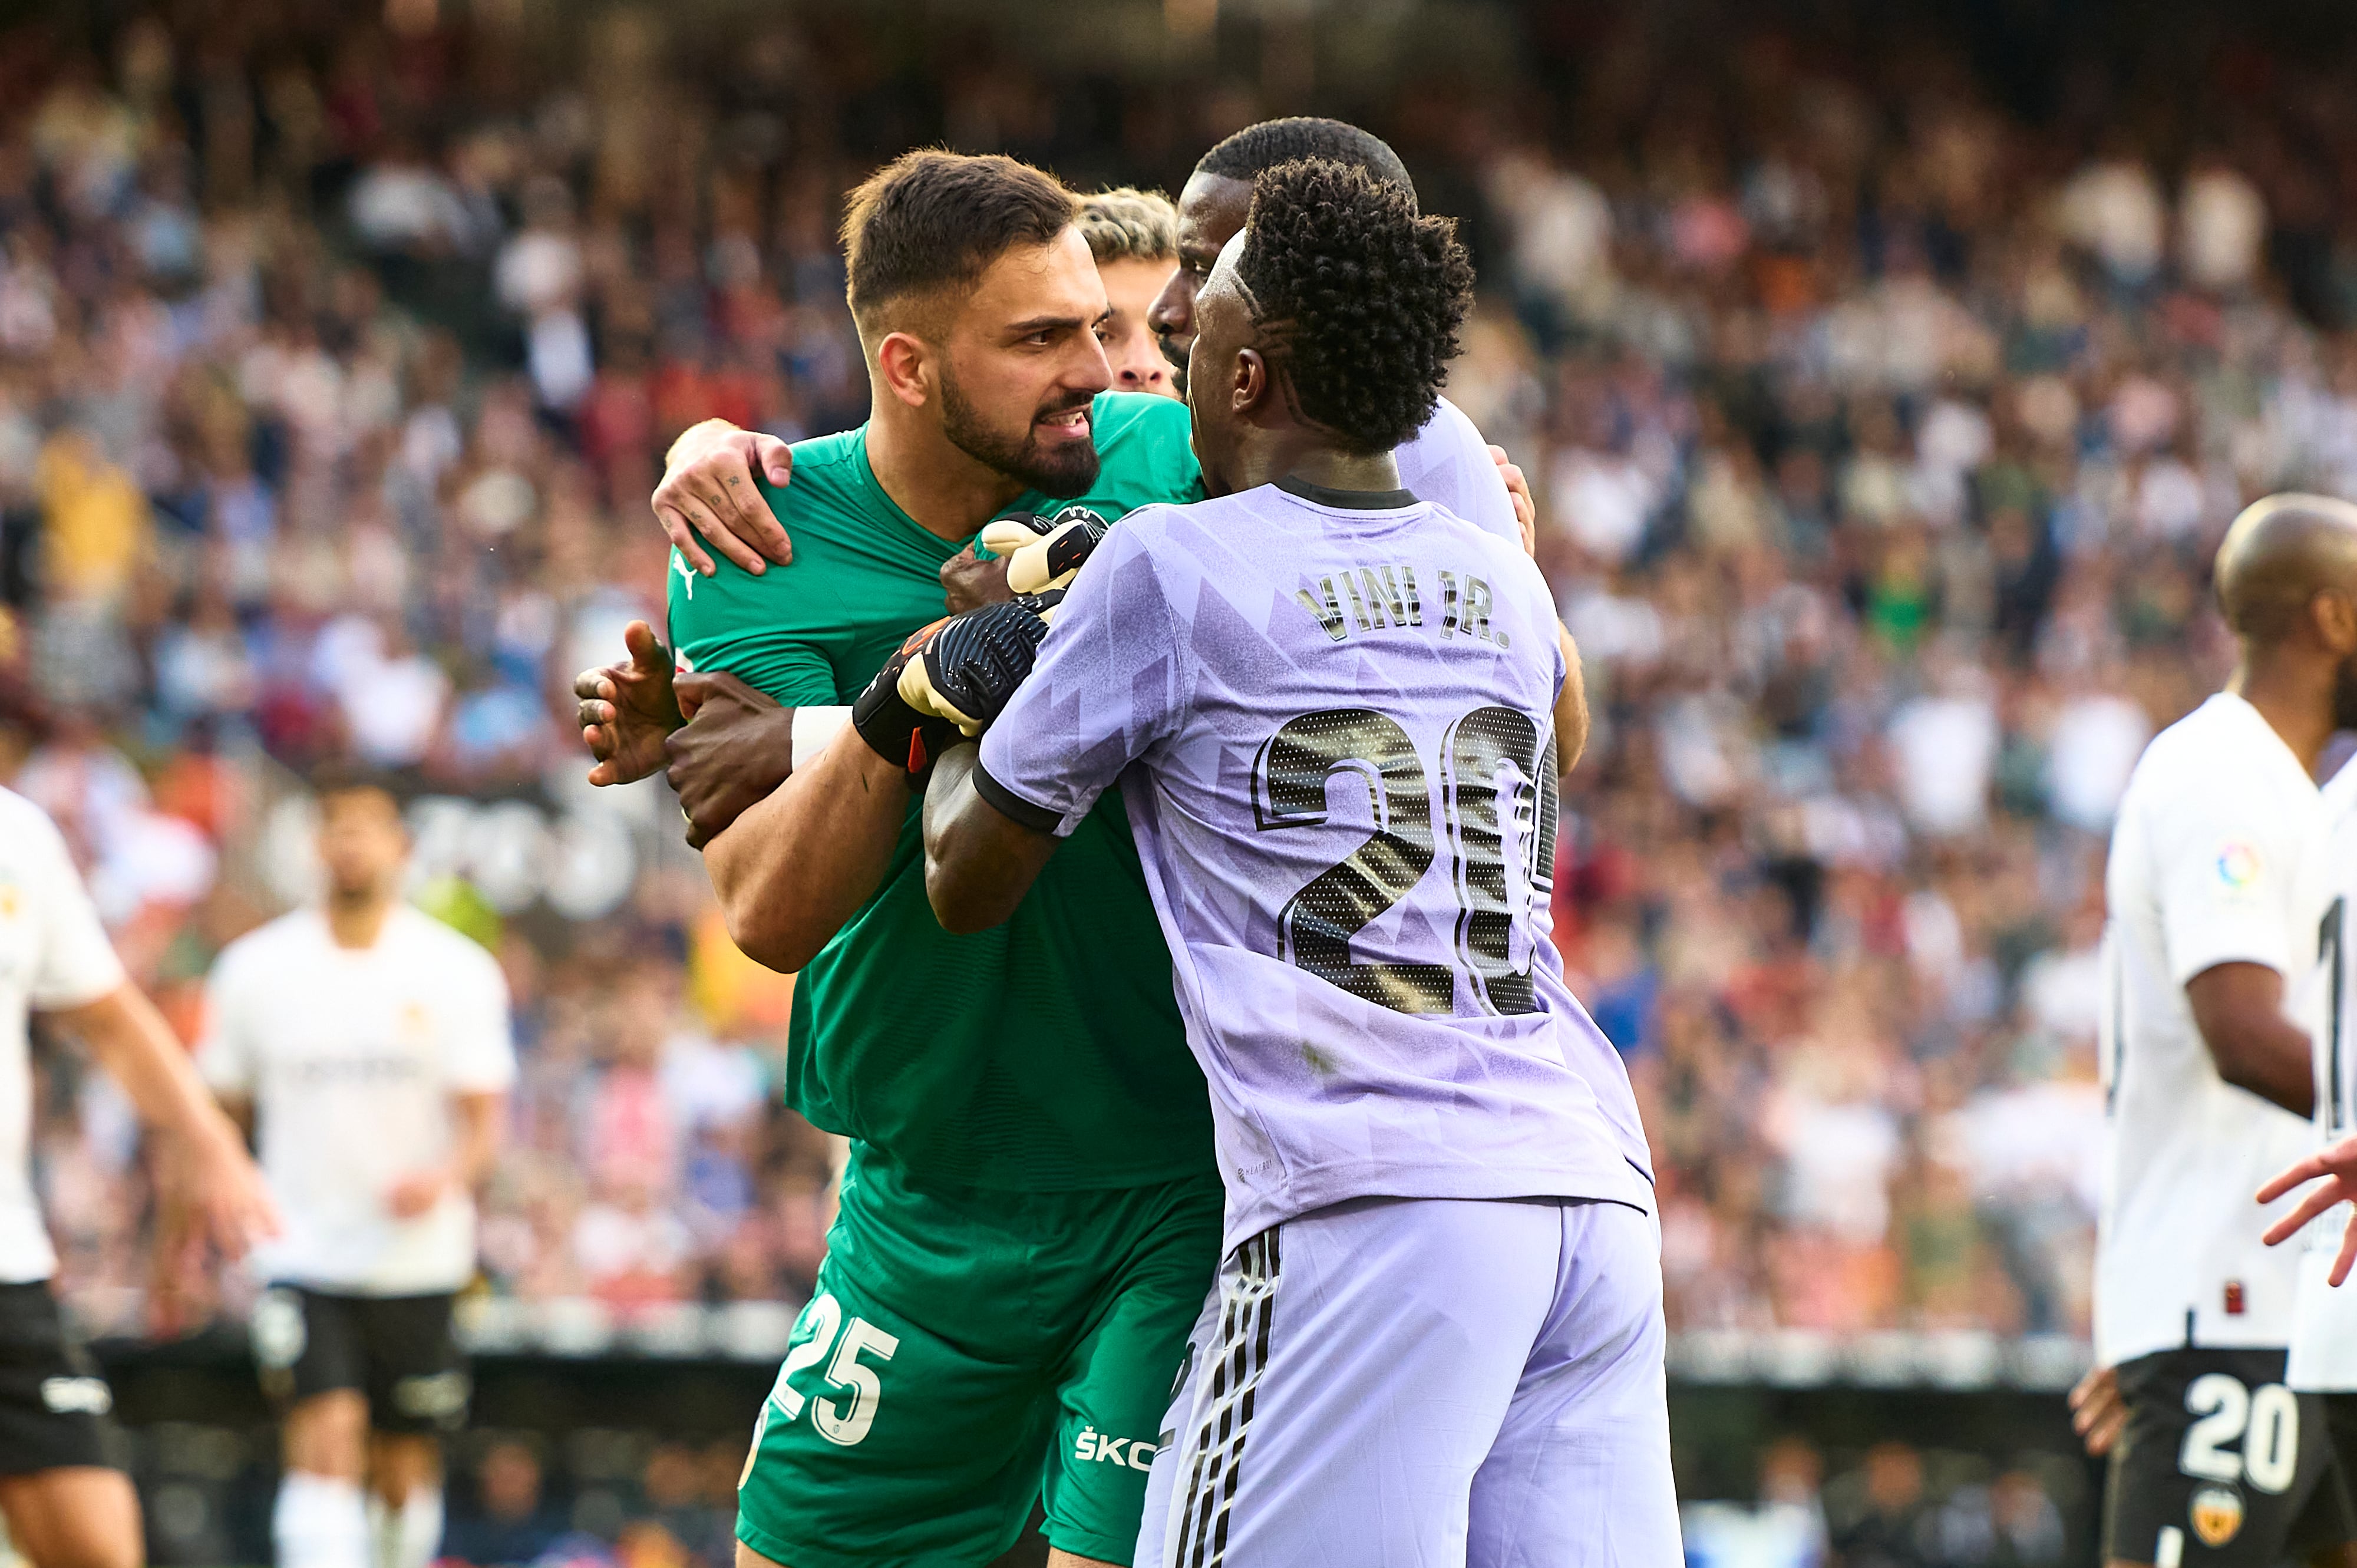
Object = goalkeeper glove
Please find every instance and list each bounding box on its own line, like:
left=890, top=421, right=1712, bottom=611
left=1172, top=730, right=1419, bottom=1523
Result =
left=914, top=591, right=1064, bottom=734
left=850, top=592, right=1064, bottom=781
left=979, top=508, right=1110, bottom=594
left=851, top=614, right=964, bottom=784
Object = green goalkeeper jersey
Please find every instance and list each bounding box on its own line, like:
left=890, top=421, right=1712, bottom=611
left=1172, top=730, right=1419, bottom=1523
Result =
left=668, top=391, right=1211, bottom=1190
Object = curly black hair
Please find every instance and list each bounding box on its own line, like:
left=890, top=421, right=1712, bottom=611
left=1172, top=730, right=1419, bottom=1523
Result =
left=1196, top=118, right=1418, bottom=209
left=1235, top=159, right=1474, bottom=457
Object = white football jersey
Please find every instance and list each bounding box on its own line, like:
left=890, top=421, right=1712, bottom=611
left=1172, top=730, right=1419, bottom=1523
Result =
left=199, top=905, right=514, bottom=1295
left=2097, top=692, right=2329, bottom=1367
left=0, top=788, right=127, bottom=1283
left=2288, top=760, right=2357, bottom=1390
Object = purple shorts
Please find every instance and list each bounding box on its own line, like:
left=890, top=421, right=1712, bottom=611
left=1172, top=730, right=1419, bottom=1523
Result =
left=1135, top=1193, right=1679, bottom=1568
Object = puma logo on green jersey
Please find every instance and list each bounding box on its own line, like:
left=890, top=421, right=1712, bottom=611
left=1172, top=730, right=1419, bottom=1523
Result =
left=672, top=550, right=695, bottom=600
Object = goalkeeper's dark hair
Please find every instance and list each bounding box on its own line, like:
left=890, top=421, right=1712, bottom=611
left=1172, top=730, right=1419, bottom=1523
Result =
left=842, top=150, right=1078, bottom=336
left=1196, top=118, right=1418, bottom=209
left=1236, top=159, right=1473, bottom=456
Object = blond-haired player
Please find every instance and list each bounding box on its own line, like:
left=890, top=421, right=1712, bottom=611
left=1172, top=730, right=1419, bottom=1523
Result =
left=1077, top=188, right=1181, bottom=401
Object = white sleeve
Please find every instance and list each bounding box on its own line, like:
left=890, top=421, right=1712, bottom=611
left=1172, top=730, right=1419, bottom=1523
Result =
left=22, top=808, right=124, bottom=1011
left=1394, top=397, right=1521, bottom=544
left=441, top=946, right=517, bottom=1094
left=195, top=948, right=258, bottom=1096
left=2155, top=792, right=2305, bottom=986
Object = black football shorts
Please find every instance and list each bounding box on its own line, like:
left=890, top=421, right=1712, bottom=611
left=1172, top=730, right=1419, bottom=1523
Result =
left=251, top=1285, right=469, bottom=1435
left=0, top=1280, right=120, bottom=1475
left=2104, top=1346, right=2355, bottom=1566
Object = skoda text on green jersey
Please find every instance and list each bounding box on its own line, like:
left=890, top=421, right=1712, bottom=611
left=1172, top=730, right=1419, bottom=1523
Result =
left=673, top=390, right=1220, bottom=1567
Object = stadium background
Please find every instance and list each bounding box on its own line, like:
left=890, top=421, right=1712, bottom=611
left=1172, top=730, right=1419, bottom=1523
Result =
left=4, top=0, right=2347, bottom=1559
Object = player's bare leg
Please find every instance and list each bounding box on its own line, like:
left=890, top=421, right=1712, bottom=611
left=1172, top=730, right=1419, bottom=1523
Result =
left=366, top=1432, right=438, bottom=1506
left=283, top=1387, right=368, bottom=1478
left=278, top=1389, right=369, bottom=1568
left=367, top=1432, right=443, bottom=1568
left=0, top=1467, right=140, bottom=1568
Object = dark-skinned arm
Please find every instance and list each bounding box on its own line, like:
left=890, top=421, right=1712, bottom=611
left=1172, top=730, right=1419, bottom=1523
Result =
left=572, top=606, right=902, bottom=969
left=575, top=620, right=686, bottom=787
left=571, top=620, right=846, bottom=850
left=1488, top=443, right=1586, bottom=776
left=923, top=745, right=1061, bottom=935
left=2187, top=960, right=2315, bottom=1117
left=1556, top=623, right=1590, bottom=774
left=665, top=672, right=800, bottom=848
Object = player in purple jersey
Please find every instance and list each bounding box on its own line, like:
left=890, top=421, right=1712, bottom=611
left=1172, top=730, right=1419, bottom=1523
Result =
left=919, top=160, right=1676, bottom=1567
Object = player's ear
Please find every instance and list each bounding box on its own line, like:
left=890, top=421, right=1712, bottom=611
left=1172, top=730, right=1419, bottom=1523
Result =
left=1233, top=346, right=1268, bottom=421
left=876, top=331, right=933, bottom=411
left=2317, top=589, right=2357, bottom=655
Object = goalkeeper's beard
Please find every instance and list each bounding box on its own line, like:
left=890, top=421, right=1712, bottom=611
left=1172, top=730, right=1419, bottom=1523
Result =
left=940, top=371, right=1101, bottom=499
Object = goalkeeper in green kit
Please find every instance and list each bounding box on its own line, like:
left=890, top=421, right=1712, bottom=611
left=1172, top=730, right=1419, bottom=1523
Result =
left=576, top=131, right=1541, bottom=1568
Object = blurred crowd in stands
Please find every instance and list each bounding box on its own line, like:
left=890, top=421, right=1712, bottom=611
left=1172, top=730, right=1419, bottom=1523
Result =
left=6, top=1, right=2353, bottom=1459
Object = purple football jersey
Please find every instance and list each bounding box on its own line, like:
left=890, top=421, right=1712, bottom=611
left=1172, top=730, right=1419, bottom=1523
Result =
left=1398, top=395, right=1520, bottom=544
left=977, top=477, right=1653, bottom=1250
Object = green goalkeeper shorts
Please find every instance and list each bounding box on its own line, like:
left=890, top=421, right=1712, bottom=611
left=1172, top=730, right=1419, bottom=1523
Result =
left=735, top=1143, right=1224, bottom=1568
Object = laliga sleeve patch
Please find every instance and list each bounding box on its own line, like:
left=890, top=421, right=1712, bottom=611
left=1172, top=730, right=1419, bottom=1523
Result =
left=2215, top=840, right=2263, bottom=892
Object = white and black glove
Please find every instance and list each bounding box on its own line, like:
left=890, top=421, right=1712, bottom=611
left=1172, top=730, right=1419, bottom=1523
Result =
left=979, top=509, right=1110, bottom=594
